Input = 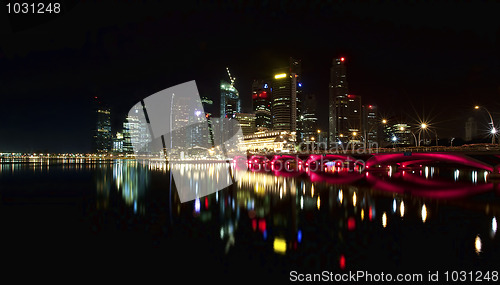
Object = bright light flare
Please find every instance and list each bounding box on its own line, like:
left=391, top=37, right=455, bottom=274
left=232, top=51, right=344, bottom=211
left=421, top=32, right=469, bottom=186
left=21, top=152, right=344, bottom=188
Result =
left=475, top=235, right=482, bottom=254
left=382, top=212, right=387, bottom=228
left=274, top=73, right=287, bottom=79
left=492, top=217, right=497, bottom=235
left=421, top=204, right=427, bottom=223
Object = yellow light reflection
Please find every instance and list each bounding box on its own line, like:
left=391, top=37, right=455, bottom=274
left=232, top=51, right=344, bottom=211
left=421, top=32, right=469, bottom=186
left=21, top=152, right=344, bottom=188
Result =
left=382, top=212, right=387, bottom=228
left=475, top=235, right=482, bottom=254
left=273, top=237, right=287, bottom=255
left=317, top=196, right=321, bottom=210
left=361, top=209, right=364, bottom=221
left=421, top=204, right=427, bottom=223
left=352, top=192, right=357, bottom=207
left=311, top=184, right=315, bottom=197
left=338, top=189, right=343, bottom=204
left=400, top=201, right=405, bottom=218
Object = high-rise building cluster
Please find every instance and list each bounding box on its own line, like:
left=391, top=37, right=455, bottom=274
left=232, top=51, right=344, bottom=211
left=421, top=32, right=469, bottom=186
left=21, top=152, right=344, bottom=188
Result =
left=92, top=56, right=418, bottom=155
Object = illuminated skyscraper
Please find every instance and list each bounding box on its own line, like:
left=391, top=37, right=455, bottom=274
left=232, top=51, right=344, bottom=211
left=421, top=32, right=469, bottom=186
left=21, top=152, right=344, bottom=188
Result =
left=92, top=97, right=112, bottom=153
left=220, top=80, right=240, bottom=119
left=329, top=57, right=348, bottom=145
left=123, top=105, right=151, bottom=155
left=300, top=93, right=318, bottom=142
left=329, top=57, right=362, bottom=144
left=252, top=80, right=272, bottom=131
left=363, top=104, right=379, bottom=145
left=271, top=57, right=301, bottom=133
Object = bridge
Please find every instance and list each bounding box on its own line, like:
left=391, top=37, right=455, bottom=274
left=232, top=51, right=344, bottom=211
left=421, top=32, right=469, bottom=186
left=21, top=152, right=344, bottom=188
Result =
left=242, top=151, right=500, bottom=176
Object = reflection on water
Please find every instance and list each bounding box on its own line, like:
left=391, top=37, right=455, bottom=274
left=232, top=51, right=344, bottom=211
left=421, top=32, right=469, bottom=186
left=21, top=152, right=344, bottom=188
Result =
left=1, top=158, right=499, bottom=273
left=95, top=160, right=150, bottom=214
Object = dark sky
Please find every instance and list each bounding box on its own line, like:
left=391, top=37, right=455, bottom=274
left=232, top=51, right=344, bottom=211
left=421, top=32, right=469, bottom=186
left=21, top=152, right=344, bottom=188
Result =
left=0, top=1, right=498, bottom=152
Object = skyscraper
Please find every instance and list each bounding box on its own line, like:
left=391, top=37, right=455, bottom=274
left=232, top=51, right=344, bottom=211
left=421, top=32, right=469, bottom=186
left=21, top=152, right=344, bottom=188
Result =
left=329, top=57, right=362, bottom=144
left=92, top=97, right=112, bottom=153
left=122, top=105, right=151, bottom=155
left=363, top=104, right=379, bottom=145
left=300, top=93, right=318, bottom=142
left=329, top=57, right=348, bottom=145
left=220, top=81, right=240, bottom=119
left=271, top=57, right=301, bottom=133
left=252, top=80, right=272, bottom=131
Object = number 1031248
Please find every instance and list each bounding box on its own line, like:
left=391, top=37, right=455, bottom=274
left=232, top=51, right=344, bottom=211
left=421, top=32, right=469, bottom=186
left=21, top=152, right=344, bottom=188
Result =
left=444, top=271, right=498, bottom=282
left=6, top=3, right=61, bottom=14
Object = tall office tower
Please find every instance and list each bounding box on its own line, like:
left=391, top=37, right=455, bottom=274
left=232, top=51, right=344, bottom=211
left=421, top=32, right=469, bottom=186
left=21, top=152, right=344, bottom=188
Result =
left=291, top=57, right=302, bottom=139
left=329, top=57, right=348, bottom=145
left=123, top=105, right=151, bottom=155
left=220, top=81, right=240, bottom=119
left=300, top=93, right=318, bottom=142
left=333, top=94, right=362, bottom=143
left=271, top=57, right=301, bottom=133
left=465, top=117, right=478, bottom=141
left=252, top=80, right=272, bottom=131
left=220, top=68, right=241, bottom=146
left=234, top=113, right=256, bottom=136
left=92, top=97, right=112, bottom=153
left=363, top=104, right=379, bottom=145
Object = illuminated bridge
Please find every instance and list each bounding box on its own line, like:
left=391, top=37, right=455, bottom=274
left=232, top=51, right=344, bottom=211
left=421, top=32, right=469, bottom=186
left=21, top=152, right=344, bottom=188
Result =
left=241, top=152, right=500, bottom=175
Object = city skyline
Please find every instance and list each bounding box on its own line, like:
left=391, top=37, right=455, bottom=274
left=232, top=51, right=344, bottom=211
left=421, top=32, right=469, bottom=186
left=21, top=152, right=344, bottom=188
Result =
left=0, top=1, right=498, bottom=152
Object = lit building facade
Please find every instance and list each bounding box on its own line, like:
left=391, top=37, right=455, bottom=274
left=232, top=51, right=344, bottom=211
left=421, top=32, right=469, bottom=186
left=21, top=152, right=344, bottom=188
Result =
left=383, top=123, right=413, bottom=146
left=220, top=80, right=241, bottom=119
left=329, top=57, right=348, bottom=145
left=252, top=80, right=272, bottom=131
left=112, top=132, right=124, bottom=153
left=240, top=131, right=296, bottom=153
left=300, top=93, right=318, bottom=142
left=234, top=113, right=256, bottom=136
left=271, top=57, right=301, bottom=134
left=123, top=106, right=151, bottom=155
left=363, top=104, right=379, bottom=145
left=93, top=98, right=112, bottom=153
left=333, top=94, right=362, bottom=144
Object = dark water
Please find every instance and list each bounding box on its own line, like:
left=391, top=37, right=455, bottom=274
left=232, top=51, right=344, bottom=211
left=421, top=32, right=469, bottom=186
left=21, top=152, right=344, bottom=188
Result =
left=0, top=159, right=498, bottom=281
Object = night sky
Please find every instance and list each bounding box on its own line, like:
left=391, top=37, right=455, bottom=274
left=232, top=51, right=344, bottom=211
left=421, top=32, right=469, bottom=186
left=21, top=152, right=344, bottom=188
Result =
left=0, top=1, right=498, bottom=152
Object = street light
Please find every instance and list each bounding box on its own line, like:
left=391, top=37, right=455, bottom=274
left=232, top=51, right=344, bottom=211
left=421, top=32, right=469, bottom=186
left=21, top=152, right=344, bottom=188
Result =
left=418, top=124, right=427, bottom=147
left=475, top=105, right=496, bottom=144
left=391, top=135, right=397, bottom=149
